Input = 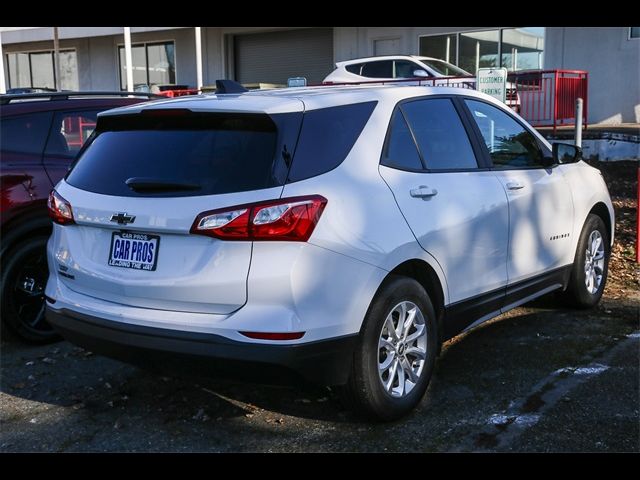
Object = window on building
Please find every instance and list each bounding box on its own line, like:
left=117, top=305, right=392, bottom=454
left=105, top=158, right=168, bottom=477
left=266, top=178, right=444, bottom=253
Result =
left=630, top=27, right=640, bottom=39
left=118, top=41, right=176, bottom=90
left=419, top=34, right=457, bottom=65
left=501, top=28, right=544, bottom=71
left=459, top=30, right=500, bottom=74
left=5, top=50, right=78, bottom=90
left=419, top=28, right=545, bottom=74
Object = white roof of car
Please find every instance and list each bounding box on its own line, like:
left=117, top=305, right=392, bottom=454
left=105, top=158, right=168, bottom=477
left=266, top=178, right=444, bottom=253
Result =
left=100, top=84, right=491, bottom=117
left=335, top=55, right=439, bottom=67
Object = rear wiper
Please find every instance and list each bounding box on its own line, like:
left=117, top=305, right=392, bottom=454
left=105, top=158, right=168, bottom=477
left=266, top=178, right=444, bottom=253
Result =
left=125, top=177, right=201, bottom=192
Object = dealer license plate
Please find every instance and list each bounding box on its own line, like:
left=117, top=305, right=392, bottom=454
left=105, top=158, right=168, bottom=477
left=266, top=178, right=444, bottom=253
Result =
left=108, top=232, right=160, bottom=271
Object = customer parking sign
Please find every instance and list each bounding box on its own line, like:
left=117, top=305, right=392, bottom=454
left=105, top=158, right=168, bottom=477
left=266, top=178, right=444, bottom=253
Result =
left=477, top=68, right=507, bottom=103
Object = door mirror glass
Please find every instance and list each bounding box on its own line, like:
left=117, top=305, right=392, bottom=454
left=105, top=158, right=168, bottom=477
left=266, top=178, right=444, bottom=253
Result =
left=413, top=69, right=429, bottom=78
left=553, top=143, right=582, bottom=164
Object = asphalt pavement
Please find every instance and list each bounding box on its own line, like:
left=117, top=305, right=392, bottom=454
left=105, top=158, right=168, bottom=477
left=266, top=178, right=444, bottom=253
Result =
left=1, top=295, right=638, bottom=452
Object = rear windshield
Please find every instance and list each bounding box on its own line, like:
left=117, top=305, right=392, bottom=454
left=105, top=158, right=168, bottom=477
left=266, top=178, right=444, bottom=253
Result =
left=66, top=112, right=301, bottom=197
left=66, top=102, right=376, bottom=197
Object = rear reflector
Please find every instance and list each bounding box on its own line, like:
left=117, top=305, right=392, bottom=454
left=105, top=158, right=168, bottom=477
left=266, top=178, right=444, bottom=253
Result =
left=191, top=195, right=327, bottom=242
left=240, top=331, right=305, bottom=340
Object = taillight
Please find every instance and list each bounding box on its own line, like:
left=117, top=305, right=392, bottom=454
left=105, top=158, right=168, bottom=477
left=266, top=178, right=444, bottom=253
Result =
left=190, top=195, right=327, bottom=242
left=48, top=190, right=75, bottom=225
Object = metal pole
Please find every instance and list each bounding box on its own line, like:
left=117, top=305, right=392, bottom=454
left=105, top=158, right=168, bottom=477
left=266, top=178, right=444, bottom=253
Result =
left=195, top=27, right=203, bottom=91
left=123, top=27, right=134, bottom=92
left=53, top=27, right=61, bottom=91
left=0, top=32, right=6, bottom=94
left=445, top=36, right=450, bottom=64
left=575, top=97, right=583, bottom=148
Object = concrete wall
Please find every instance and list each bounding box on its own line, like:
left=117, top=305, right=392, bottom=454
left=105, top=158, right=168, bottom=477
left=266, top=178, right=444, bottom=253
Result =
left=544, top=27, right=640, bottom=124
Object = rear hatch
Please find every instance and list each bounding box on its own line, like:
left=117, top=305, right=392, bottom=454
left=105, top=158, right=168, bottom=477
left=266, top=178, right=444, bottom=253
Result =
left=54, top=104, right=303, bottom=314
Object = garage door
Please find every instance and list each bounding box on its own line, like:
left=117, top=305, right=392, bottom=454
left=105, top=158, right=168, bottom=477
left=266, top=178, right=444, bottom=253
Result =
left=234, top=28, right=334, bottom=85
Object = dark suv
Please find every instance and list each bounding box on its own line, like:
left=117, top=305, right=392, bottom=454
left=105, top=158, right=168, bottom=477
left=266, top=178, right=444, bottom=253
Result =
left=1, top=92, right=157, bottom=343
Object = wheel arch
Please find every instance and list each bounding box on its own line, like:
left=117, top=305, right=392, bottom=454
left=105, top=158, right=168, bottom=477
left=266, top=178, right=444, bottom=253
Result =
left=383, top=259, right=447, bottom=348
left=588, top=202, right=613, bottom=245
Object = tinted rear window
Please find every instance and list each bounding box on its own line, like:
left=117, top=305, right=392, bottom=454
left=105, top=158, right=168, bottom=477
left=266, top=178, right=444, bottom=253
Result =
left=66, top=112, right=302, bottom=197
left=286, top=101, right=377, bottom=182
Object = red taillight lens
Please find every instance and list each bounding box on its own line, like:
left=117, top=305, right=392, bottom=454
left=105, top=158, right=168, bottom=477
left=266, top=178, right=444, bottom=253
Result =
left=240, top=331, right=305, bottom=340
left=47, top=190, right=75, bottom=225
left=190, top=195, right=327, bottom=242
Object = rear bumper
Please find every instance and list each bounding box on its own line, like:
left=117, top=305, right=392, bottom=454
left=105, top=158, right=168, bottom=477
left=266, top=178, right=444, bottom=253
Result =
left=46, top=305, right=358, bottom=386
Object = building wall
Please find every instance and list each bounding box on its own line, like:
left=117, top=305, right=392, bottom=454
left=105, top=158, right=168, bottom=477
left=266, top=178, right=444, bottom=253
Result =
left=333, top=27, right=495, bottom=61
left=2, top=28, right=198, bottom=91
left=544, top=27, right=640, bottom=124
left=3, top=27, right=638, bottom=124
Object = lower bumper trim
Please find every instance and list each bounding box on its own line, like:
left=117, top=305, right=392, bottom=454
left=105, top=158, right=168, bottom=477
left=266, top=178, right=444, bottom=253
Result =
left=46, top=306, right=357, bottom=386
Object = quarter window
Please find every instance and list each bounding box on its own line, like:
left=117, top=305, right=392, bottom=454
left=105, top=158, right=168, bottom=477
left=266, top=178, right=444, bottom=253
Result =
left=464, top=99, right=543, bottom=168
left=381, top=109, right=423, bottom=170
left=401, top=98, right=478, bottom=170
left=345, top=63, right=364, bottom=75
left=287, top=101, right=377, bottom=182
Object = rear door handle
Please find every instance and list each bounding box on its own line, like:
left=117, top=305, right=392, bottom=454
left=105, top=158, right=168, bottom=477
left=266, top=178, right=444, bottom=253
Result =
left=506, top=181, right=525, bottom=191
left=410, top=186, right=438, bottom=198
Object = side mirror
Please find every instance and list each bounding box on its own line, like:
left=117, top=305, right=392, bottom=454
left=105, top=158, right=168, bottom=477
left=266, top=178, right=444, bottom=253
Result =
left=413, top=69, right=429, bottom=78
left=553, top=143, right=582, bottom=164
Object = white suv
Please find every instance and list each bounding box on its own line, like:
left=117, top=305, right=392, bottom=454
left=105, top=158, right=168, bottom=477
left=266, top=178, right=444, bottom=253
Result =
left=323, top=55, right=520, bottom=109
left=45, top=84, right=614, bottom=420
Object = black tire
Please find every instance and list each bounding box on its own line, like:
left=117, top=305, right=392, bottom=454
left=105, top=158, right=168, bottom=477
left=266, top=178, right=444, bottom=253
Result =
left=561, top=214, right=610, bottom=308
left=1, top=236, right=60, bottom=344
left=339, top=275, right=438, bottom=421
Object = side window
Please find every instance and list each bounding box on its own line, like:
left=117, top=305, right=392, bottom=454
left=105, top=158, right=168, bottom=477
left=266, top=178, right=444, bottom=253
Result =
left=45, top=110, right=99, bottom=158
left=381, top=109, right=423, bottom=170
left=361, top=61, right=393, bottom=78
left=464, top=99, right=544, bottom=168
left=0, top=112, right=51, bottom=155
left=345, top=63, right=363, bottom=75
left=401, top=98, right=478, bottom=170
left=394, top=61, right=421, bottom=78
left=287, top=101, right=377, bottom=182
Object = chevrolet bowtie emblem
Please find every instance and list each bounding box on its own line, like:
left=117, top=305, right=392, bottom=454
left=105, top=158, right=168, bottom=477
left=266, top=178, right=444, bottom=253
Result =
left=110, top=213, right=136, bottom=225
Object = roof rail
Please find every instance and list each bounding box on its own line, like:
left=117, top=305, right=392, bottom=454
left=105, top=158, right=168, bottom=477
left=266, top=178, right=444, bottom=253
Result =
left=0, top=91, right=163, bottom=105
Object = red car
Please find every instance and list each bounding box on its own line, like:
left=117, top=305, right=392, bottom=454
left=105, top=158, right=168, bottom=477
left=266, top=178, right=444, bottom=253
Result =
left=1, top=91, right=156, bottom=343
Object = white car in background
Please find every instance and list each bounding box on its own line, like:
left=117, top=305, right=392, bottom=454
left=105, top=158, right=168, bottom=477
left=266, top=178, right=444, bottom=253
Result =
left=323, top=55, right=520, bottom=109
